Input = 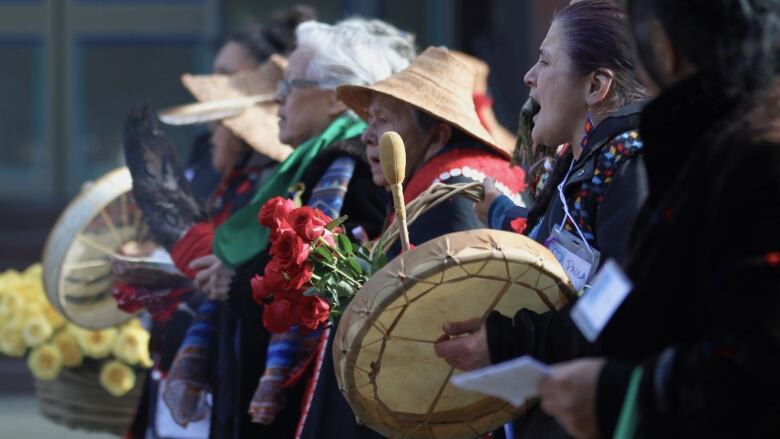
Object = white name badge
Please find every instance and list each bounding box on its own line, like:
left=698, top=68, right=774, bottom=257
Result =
left=545, top=228, right=600, bottom=292
left=570, top=259, right=633, bottom=342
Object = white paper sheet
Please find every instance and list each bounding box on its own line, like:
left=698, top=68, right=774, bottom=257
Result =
left=450, top=356, right=550, bottom=407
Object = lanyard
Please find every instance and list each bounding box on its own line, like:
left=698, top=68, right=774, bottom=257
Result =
left=556, top=159, right=596, bottom=256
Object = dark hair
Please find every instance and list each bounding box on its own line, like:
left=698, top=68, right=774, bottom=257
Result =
left=628, top=0, right=780, bottom=96
left=227, top=4, right=316, bottom=63
left=554, top=0, right=647, bottom=112
left=411, top=108, right=472, bottom=146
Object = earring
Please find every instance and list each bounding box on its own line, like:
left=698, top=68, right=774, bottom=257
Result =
left=581, top=106, right=594, bottom=150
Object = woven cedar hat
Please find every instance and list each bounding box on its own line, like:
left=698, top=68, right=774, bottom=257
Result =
left=337, top=47, right=511, bottom=159
left=159, top=55, right=293, bottom=162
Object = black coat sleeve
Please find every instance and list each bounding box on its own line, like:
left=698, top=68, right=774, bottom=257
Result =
left=486, top=154, right=648, bottom=364
left=597, top=142, right=780, bottom=438
left=594, top=155, right=648, bottom=264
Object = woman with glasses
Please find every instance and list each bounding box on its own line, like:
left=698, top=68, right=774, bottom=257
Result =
left=172, top=19, right=415, bottom=439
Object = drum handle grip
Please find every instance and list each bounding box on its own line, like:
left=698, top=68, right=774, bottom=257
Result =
left=390, top=183, right=412, bottom=253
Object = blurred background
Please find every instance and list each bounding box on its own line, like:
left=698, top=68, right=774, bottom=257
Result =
left=0, top=0, right=568, bottom=273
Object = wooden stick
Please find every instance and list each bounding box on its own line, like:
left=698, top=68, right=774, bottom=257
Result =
left=380, top=132, right=411, bottom=253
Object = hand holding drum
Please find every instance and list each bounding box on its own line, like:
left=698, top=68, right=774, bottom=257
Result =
left=380, top=131, right=411, bottom=252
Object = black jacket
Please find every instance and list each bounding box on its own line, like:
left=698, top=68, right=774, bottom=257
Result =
left=486, top=102, right=648, bottom=439
left=595, top=73, right=780, bottom=438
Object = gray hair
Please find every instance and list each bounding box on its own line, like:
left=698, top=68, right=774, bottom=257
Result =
left=294, top=20, right=414, bottom=89
left=337, top=17, right=417, bottom=63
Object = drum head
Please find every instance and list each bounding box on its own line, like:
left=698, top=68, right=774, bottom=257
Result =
left=334, top=229, right=575, bottom=439
left=43, top=168, right=150, bottom=329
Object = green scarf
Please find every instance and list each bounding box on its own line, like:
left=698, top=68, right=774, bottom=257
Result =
left=213, top=115, right=367, bottom=267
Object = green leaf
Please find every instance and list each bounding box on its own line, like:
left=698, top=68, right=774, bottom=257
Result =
left=325, top=215, right=349, bottom=231
left=357, top=245, right=371, bottom=259
left=332, top=280, right=355, bottom=298
left=313, top=246, right=334, bottom=263
left=338, top=234, right=353, bottom=255
left=356, top=257, right=372, bottom=275
left=303, top=287, right=318, bottom=297
left=372, top=250, right=389, bottom=272
left=347, top=257, right=363, bottom=275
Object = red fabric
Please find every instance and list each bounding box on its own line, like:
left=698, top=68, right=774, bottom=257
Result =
left=510, top=217, right=528, bottom=234
left=112, top=283, right=190, bottom=322
left=294, top=327, right=331, bottom=439
left=171, top=222, right=216, bottom=278
left=765, top=252, right=780, bottom=266
left=403, top=148, right=526, bottom=204
left=473, top=93, right=495, bottom=131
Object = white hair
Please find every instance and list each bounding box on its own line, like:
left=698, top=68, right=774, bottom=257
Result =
left=294, top=20, right=414, bottom=89
left=337, top=17, right=417, bottom=63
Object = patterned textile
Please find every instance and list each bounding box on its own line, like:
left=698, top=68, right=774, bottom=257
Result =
left=249, top=156, right=357, bottom=425
left=162, top=156, right=270, bottom=427
left=162, top=300, right=218, bottom=426
left=564, top=130, right=643, bottom=242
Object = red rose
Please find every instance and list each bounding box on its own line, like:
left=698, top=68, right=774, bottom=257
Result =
left=270, top=228, right=311, bottom=268
left=289, top=207, right=331, bottom=242
left=250, top=275, right=273, bottom=303
left=258, top=196, right=295, bottom=232
left=510, top=217, right=528, bottom=234
left=263, top=296, right=299, bottom=333
left=297, top=295, right=331, bottom=331
left=263, top=259, right=313, bottom=292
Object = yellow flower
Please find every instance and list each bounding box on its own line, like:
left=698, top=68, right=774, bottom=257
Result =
left=0, top=289, right=22, bottom=318
left=71, top=326, right=117, bottom=359
left=22, top=315, right=53, bottom=348
left=99, top=360, right=136, bottom=397
left=23, top=263, right=43, bottom=280
left=112, top=326, right=150, bottom=366
left=27, top=343, right=63, bottom=381
left=40, top=304, right=66, bottom=329
left=0, top=270, right=22, bottom=288
left=12, top=278, right=45, bottom=302
left=124, top=318, right=143, bottom=329
left=0, top=324, right=26, bottom=357
left=52, top=330, right=83, bottom=367
left=10, top=300, right=41, bottom=322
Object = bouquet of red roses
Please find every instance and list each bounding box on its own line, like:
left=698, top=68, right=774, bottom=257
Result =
left=251, top=196, right=387, bottom=334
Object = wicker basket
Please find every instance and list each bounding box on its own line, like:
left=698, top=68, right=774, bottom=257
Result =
left=35, top=359, right=146, bottom=436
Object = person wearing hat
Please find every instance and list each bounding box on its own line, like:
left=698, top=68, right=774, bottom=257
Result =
left=166, top=20, right=415, bottom=439
left=338, top=47, right=527, bottom=247
left=292, top=47, right=526, bottom=439
left=183, top=5, right=316, bottom=200
left=121, top=55, right=291, bottom=438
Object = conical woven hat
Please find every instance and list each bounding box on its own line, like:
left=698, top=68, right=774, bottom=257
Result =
left=338, top=47, right=511, bottom=159
left=161, top=55, right=292, bottom=162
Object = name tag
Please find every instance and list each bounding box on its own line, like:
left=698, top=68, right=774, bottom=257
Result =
left=570, top=259, right=633, bottom=342
left=545, top=228, right=600, bottom=292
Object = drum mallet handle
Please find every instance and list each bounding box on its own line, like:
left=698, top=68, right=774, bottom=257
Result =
left=380, top=131, right=411, bottom=253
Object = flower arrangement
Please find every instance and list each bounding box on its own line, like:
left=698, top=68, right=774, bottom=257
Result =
left=251, top=197, right=387, bottom=333
left=0, top=264, right=151, bottom=396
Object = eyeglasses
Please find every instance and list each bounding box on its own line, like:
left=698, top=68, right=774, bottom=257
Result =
left=275, top=78, right=332, bottom=100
